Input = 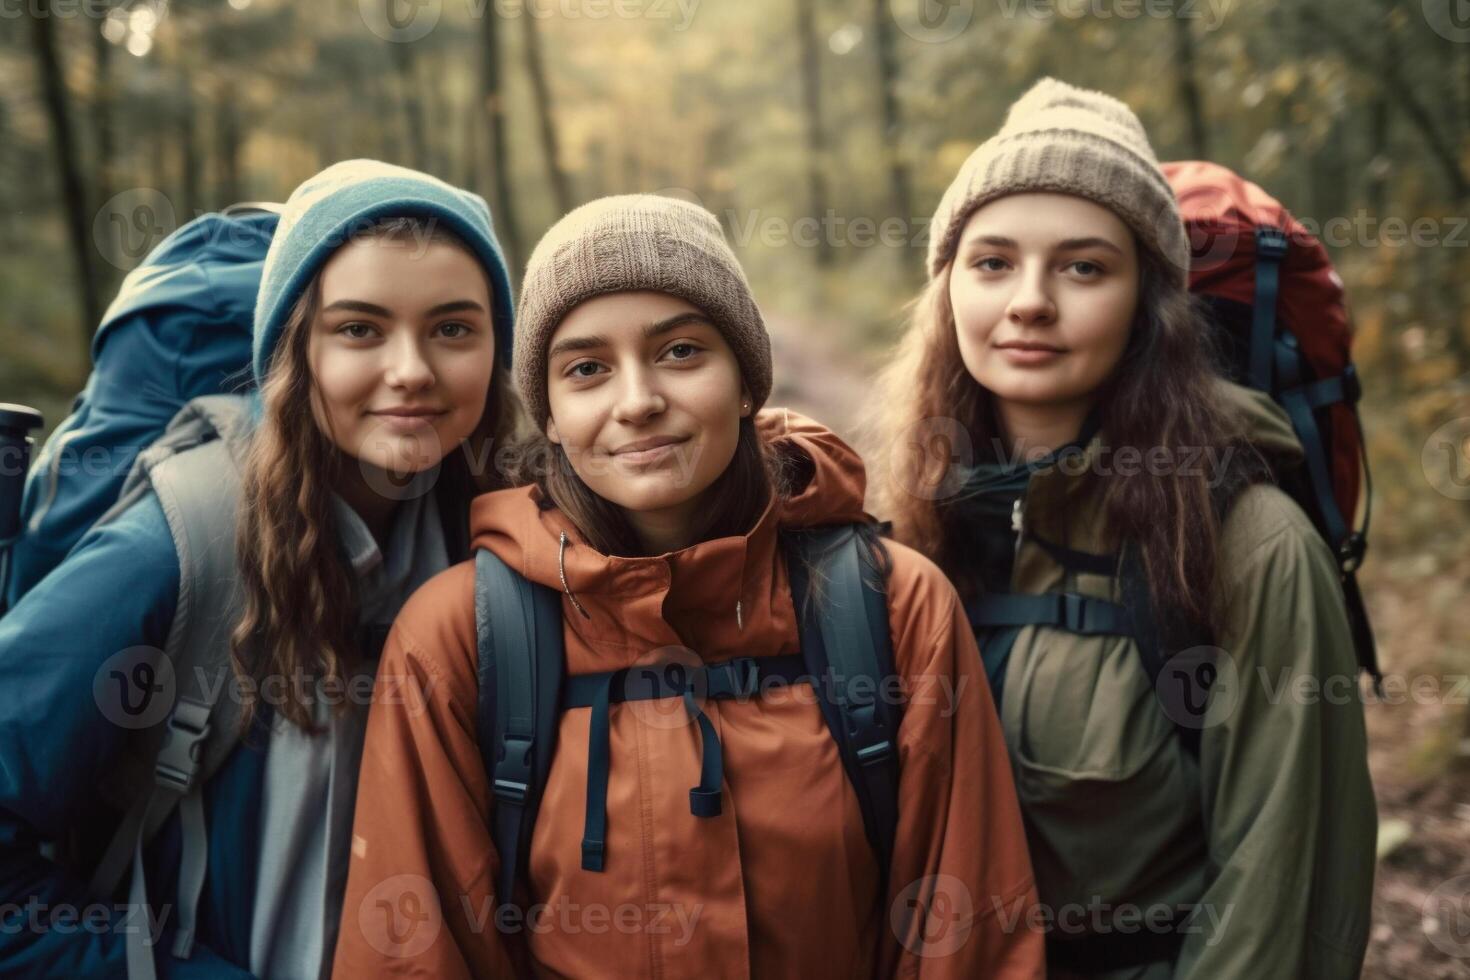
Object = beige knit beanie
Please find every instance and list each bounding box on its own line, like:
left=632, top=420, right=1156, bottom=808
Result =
left=926, top=77, right=1189, bottom=285
left=516, top=194, right=772, bottom=430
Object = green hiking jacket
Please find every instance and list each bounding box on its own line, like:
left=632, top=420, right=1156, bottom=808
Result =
left=993, top=382, right=1376, bottom=979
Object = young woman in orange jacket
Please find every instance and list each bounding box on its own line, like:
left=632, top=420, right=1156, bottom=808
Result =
left=331, top=194, right=1046, bottom=978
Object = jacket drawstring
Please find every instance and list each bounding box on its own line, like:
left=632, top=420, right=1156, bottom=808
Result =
left=559, top=531, right=591, bottom=619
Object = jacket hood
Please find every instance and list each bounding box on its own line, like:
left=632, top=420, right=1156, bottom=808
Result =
left=469, top=407, right=870, bottom=639
left=1218, top=378, right=1304, bottom=464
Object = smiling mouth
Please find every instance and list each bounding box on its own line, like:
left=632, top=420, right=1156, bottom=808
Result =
left=995, top=342, right=1065, bottom=353
left=370, top=408, right=449, bottom=417
left=609, top=436, right=690, bottom=464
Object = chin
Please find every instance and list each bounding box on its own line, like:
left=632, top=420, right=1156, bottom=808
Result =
left=981, top=374, right=1079, bottom=406
left=352, top=433, right=450, bottom=476
left=602, top=484, right=699, bottom=515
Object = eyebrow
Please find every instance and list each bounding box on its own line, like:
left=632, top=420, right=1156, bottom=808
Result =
left=547, top=311, right=713, bottom=360
left=960, top=234, right=1124, bottom=255
left=320, top=298, right=487, bottom=317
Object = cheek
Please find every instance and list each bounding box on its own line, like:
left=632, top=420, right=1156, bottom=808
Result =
left=678, top=372, right=744, bottom=496
left=1067, top=285, right=1136, bottom=372
left=950, top=276, right=1003, bottom=345
left=308, top=344, right=375, bottom=433
left=437, top=348, right=497, bottom=430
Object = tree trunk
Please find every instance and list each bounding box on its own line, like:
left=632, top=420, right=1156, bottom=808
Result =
left=91, top=14, right=114, bottom=216
left=30, top=2, right=101, bottom=363
left=1365, top=5, right=1392, bottom=220
left=390, top=33, right=427, bottom=171
left=796, top=0, right=833, bottom=267
left=872, top=0, right=912, bottom=227
left=216, top=83, right=243, bottom=205
left=521, top=12, right=572, bottom=214
left=480, top=7, right=521, bottom=276
left=460, top=90, right=480, bottom=191
left=1171, top=0, right=1208, bottom=159
left=178, top=71, right=200, bottom=220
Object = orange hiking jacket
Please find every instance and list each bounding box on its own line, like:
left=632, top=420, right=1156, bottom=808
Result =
left=331, top=408, right=1043, bottom=978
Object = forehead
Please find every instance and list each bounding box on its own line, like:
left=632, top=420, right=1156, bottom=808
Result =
left=960, top=192, right=1133, bottom=245
left=317, top=237, right=490, bottom=307
left=553, top=290, right=709, bottom=338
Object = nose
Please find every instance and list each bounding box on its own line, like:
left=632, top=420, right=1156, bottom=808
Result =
left=1005, top=265, right=1056, bottom=326
left=611, top=364, right=666, bottom=425
left=383, top=331, right=435, bottom=391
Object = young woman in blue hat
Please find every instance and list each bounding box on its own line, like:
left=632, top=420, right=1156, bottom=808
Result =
left=0, top=160, right=519, bottom=979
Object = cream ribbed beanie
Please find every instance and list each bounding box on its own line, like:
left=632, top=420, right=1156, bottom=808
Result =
left=926, top=77, right=1189, bottom=284
left=516, top=194, right=771, bottom=430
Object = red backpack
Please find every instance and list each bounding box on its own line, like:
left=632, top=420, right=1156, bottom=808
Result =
left=1162, top=160, right=1378, bottom=683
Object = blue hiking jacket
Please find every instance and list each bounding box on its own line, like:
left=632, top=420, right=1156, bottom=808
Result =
left=0, top=495, right=260, bottom=978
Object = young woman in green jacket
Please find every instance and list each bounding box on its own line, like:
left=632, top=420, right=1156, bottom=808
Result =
left=872, top=77, right=1377, bottom=979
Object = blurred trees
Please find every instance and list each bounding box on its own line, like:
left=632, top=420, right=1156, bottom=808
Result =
left=2, top=0, right=1469, bottom=490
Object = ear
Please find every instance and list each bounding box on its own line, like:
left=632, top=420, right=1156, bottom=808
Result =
left=545, top=415, right=561, bottom=445
left=739, top=385, right=753, bottom=418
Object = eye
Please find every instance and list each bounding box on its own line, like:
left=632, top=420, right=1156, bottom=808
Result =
left=972, top=256, right=1009, bottom=272
left=664, top=342, right=703, bottom=360
left=436, top=320, right=473, bottom=339
left=337, top=322, right=377, bottom=340
left=1068, top=260, right=1105, bottom=277
left=567, top=360, right=604, bottom=379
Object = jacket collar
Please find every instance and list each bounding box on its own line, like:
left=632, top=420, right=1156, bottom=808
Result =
left=469, top=408, right=870, bottom=670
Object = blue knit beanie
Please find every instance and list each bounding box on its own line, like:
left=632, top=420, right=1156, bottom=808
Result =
left=252, top=159, right=514, bottom=386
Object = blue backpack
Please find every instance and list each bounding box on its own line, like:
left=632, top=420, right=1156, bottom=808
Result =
left=4, top=205, right=280, bottom=607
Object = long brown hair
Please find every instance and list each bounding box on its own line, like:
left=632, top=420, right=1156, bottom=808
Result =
left=871, top=247, right=1266, bottom=637
left=231, top=217, right=521, bottom=732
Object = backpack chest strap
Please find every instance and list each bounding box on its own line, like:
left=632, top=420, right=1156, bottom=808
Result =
left=566, top=654, right=808, bottom=872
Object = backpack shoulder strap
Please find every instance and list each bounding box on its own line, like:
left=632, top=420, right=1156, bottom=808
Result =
left=88, top=433, right=252, bottom=978
left=786, top=524, right=901, bottom=883
left=966, top=534, right=1213, bottom=757
left=474, top=546, right=564, bottom=929
left=1115, top=545, right=1222, bottom=758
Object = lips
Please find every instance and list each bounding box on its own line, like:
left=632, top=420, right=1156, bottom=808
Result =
left=995, top=341, right=1065, bottom=353
left=612, top=435, right=688, bottom=455
left=370, top=406, right=448, bottom=417
left=369, top=406, right=448, bottom=434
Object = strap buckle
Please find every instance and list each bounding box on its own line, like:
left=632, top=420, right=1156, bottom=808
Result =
left=1056, top=593, right=1087, bottom=632
left=1342, top=363, right=1361, bottom=404
left=856, top=739, right=894, bottom=768
left=155, top=709, right=211, bottom=794
left=493, top=735, right=533, bottom=805
left=705, top=657, right=760, bottom=700
left=1255, top=226, right=1289, bottom=261
left=1339, top=532, right=1367, bottom=574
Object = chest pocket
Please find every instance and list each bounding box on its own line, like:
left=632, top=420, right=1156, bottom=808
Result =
left=1001, top=626, right=1204, bottom=906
